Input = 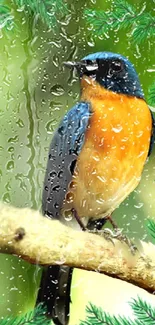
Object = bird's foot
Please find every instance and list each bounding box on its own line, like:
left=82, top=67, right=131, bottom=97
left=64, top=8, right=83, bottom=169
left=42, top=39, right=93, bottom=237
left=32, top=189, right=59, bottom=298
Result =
left=111, top=228, right=137, bottom=254
left=90, top=227, right=137, bottom=254
left=88, top=227, right=117, bottom=245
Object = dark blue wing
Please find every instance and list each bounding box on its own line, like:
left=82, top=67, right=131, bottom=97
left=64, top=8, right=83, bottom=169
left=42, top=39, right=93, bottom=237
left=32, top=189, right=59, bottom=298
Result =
left=42, top=101, right=91, bottom=218
left=38, top=102, right=91, bottom=323
left=148, top=110, right=155, bottom=157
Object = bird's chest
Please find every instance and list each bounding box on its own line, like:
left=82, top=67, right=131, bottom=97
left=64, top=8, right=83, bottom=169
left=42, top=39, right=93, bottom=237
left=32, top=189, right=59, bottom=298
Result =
left=62, top=95, right=152, bottom=219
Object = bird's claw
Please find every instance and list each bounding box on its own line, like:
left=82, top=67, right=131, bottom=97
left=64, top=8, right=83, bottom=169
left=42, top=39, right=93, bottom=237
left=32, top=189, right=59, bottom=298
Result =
left=88, top=228, right=117, bottom=246
left=89, top=227, right=137, bottom=254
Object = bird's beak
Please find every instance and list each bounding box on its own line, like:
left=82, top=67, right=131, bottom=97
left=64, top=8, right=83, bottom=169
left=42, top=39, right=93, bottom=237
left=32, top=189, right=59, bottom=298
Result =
left=63, top=61, right=86, bottom=69
left=63, top=61, right=77, bottom=68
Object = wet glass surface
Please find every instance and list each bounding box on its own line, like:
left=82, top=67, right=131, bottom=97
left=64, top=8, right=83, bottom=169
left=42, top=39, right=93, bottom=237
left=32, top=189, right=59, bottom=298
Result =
left=0, top=0, right=155, bottom=320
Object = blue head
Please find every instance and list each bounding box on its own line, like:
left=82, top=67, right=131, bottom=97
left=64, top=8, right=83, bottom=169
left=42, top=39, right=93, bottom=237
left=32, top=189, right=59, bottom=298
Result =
left=64, top=52, right=144, bottom=99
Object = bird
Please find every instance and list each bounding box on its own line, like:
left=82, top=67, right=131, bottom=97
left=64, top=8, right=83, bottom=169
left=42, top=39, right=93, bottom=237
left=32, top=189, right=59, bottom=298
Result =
left=37, top=51, right=154, bottom=325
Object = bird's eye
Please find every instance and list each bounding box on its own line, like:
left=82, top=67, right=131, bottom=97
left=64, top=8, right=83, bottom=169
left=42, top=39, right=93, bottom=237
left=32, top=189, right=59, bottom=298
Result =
left=109, top=60, right=123, bottom=76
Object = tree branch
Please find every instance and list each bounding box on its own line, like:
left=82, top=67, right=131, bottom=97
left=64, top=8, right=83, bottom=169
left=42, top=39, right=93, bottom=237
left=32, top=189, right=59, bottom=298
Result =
left=0, top=203, right=155, bottom=293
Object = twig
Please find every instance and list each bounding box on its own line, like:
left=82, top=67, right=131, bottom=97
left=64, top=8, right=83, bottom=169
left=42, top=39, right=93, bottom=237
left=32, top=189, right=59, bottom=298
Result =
left=0, top=203, right=155, bottom=293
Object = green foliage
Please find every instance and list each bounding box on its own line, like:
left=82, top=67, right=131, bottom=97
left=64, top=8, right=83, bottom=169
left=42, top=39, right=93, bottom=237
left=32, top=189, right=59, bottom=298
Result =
left=85, top=0, right=155, bottom=44
left=79, top=298, right=155, bottom=325
left=2, top=298, right=155, bottom=325
left=79, top=302, right=134, bottom=325
left=0, top=0, right=67, bottom=30
left=13, top=0, right=67, bottom=27
left=130, top=297, right=155, bottom=325
left=147, top=82, right=155, bottom=106
left=0, top=304, right=51, bottom=325
left=0, top=1, right=14, bottom=30
left=147, top=218, right=155, bottom=241
left=1, top=291, right=155, bottom=325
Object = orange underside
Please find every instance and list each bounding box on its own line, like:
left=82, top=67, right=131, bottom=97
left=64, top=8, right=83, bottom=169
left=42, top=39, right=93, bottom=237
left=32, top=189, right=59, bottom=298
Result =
left=62, top=76, right=152, bottom=220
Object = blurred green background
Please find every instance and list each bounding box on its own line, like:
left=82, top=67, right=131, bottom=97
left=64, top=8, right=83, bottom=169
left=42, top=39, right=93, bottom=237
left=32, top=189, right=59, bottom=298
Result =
left=0, top=0, right=155, bottom=319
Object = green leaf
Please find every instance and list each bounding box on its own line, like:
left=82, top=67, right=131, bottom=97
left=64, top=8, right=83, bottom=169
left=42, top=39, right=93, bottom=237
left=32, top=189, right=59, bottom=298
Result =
left=132, top=13, right=155, bottom=44
left=130, top=297, right=155, bottom=324
left=84, top=9, right=111, bottom=35
left=79, top=302, right=137, bottom=325
left=114, top=0, right=137, bottom=28
left=0, top=304, right=51, bottom=325
left=0, top=3, right=14, bottom=30
left=147, top=218, right=155, bottom=240
left=85, top=0, right=137, bottom=37
left=79, top=298, right=155, bottom=325
left=85, top=1, right=155, bottom=45
left=13, top=0, right=68, bottom=28
left=114, top=0, right=135, bottom=15
left=147, top=82, right=155, bottom=106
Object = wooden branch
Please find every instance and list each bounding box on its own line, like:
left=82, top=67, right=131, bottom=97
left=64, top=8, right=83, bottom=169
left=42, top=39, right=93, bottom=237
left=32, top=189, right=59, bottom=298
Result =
left=0, top=203, right=155, bottom=293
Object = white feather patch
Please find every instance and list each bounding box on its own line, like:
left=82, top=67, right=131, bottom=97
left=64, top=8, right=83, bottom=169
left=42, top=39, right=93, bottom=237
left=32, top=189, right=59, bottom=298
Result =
left=86, top=64, right=98, bottom=71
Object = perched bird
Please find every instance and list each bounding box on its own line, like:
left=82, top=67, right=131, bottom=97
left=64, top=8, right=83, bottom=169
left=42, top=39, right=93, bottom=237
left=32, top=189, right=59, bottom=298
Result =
left=37, top=52, right=154, bottom=324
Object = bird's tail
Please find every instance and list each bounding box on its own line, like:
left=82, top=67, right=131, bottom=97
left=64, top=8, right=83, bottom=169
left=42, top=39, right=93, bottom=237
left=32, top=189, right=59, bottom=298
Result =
left=36, top=217, right=107, bottom=324
left=37, top=265, right=73, bottom=325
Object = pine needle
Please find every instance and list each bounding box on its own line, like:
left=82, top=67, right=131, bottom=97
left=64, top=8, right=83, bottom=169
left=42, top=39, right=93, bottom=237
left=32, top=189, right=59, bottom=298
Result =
left=85, top=0, right=155, bottom=44
left=0, top=0, right=68, bottom=31
left=0, top=1, right=14, bottom=30
left=79, top=302, right=136, bottom=325
left=132, top=13, right=155, bottom=44
left=147, top=82, right=155, bottom=106
left=130, top=297, right=155, bottom=325
left=147, top=218, right=155, bottom=241
left=80, top=299, right=155, bottom=325
left=0, top=304, right=51, bottom=325
left=13, top=0, right=68, bottom=27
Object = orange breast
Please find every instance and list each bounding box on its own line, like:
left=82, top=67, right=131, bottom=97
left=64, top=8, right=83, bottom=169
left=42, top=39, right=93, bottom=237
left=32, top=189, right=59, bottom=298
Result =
left=62, top=76, right=152, bottom=220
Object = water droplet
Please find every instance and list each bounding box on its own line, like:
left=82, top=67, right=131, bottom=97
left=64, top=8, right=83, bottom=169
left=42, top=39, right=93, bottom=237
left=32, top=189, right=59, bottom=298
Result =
left=69, top=180, right=77, bottom=189
left=132, top=214, right=138, bottom=220
left=50, top=171, right=57, bottom=178
left=50, top=84, right=64, bottom=96
left=112, top=125, right=123, bottom=133
left=53, top=54, right=60, bottom=68
left=53, top=185, right=60, bottom=192
left=65, top=191, right=74, bottom=203
left=137, top=130, right=143, bottom=138
left=92, top=154, right=99, bottom=162
left=137, top=151, right=145, bottom=158
left=121, top=137, right=128, bottom=142
left=6, top=160, right=14, bottom=171
left=64, top=210, right=73, bottom=221
left=16, top=118, right=24, bottom=128
left=41, top=84, right=46, bottom=92
left=3, top=193, right=11, bottom=203
left=5, top=182, right=11, bottom=191
left=46, top=119, right=57, bottom=134
left=97, top=175, right=106, bottom=182
left=8, top=146, right=14, bottom=153
left=10, top=286, right=18, bottom=291
left=8, top=136, right=18, bottom=143
left=134, top=202, right=144, bottom=209
left=58, top=171, right=63, bottom=178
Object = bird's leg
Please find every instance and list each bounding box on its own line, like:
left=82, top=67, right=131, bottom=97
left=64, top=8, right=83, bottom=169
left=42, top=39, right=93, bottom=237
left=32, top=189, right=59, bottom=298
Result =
left=72, top=210, right=117, bottom=246
left=71, top=208, right=87, bottom=231
left=72, top=209, right=137, bottom=253
left=100, top=215, right=137, bottom=254
left=104, top=214, right=119, bottom=230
